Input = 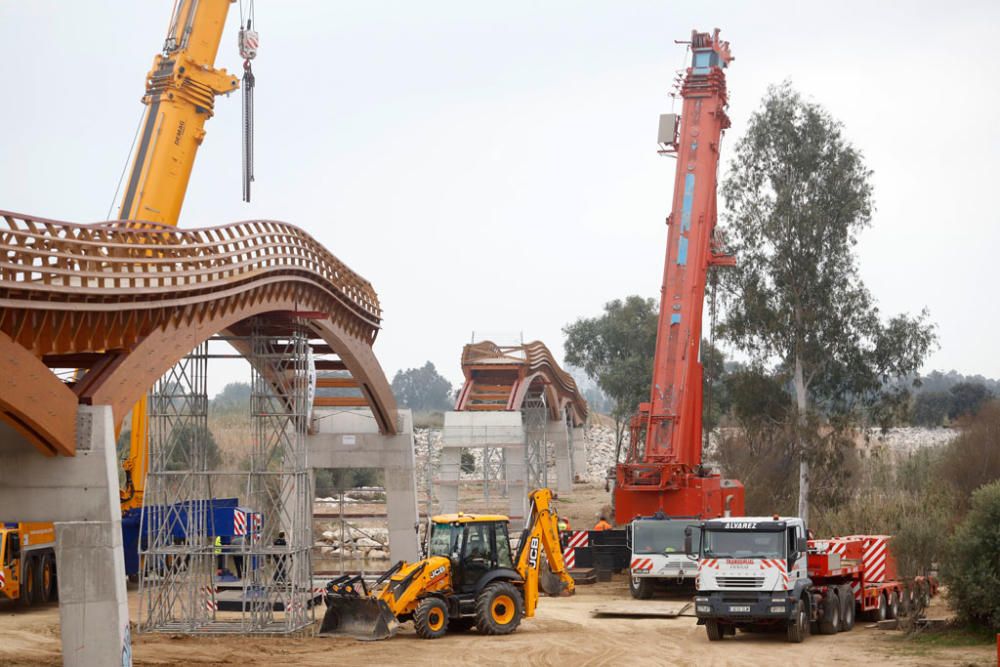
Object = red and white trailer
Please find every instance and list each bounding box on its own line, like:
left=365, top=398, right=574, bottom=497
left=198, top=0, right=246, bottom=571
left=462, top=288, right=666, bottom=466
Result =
left=692, top=517, right=937, bottom=642
left=809, top=535, right=937, bottom=622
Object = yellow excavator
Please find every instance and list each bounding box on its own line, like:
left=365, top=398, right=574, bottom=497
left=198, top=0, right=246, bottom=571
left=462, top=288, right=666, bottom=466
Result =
left=320, top=488, right=575, bottom=640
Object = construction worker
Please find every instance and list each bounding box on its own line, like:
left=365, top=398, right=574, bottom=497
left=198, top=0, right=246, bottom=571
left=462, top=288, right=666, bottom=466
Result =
left=214, top=535, right=224, bottom=573
left=557, top=516, right=570, bottom=532
left=593, top=515, right=612, bottom=531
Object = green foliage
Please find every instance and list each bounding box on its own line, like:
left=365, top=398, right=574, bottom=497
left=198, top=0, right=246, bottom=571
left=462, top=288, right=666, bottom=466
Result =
left=211, top=382, right=251, bottom=414
left=391, top=362, right=453, bottom=411
left=563, top=296, right=658, bottom=443
left=460, top=449, right=476, bottom=474
left=910, top=391, right=950, bottom=427
left=163, top=423, right=222, bottom=471
left=940, top=480, right=1000, bottom=631
left=720, top=81, right=936, bottom=418
left=947, top=382, right=992, bottom=421
left=719, top=82, right=936, bottom=520
left=315, top=468, right=383, bottom=496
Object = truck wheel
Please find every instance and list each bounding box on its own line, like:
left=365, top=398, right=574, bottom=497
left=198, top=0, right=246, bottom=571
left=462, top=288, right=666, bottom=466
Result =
left=413, top=597, right=449, bottom=639
left=868, top=592, right=887, bottom=622
left=629, top=576, right=654, bottom=600
left=786, top=598, right=808, bottom=643
left=886, top=590, right=899, bottom=620
left=705, top=620, right=724, bottom=641
left=475, top=582, right=524, bottom=635
left=839, top=585, right=855, bottom=631
left=20, top=557, right=36, bottom=608
left=37, top=553, right=55, bottom=604
left=818, top=590, right=840, bottom=635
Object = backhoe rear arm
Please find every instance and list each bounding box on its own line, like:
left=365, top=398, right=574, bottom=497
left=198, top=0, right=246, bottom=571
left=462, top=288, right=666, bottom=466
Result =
left=514, top=488, right=575, bottom=617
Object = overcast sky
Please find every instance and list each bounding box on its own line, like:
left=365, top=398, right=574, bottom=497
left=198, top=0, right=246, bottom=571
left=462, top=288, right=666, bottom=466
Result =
left=2, top=1, right=998, bottom=396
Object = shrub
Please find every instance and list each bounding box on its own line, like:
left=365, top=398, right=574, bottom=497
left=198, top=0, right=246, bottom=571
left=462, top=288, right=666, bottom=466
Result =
left=940, top=480, right=1000, bottom=631
left=938, top=401, right=1000, bottom=510
left=460, top=449, right=476, bottom=474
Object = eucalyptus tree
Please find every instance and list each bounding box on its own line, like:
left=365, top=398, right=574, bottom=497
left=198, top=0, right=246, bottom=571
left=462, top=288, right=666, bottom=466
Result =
left=720, top=83, right=936, bottom=526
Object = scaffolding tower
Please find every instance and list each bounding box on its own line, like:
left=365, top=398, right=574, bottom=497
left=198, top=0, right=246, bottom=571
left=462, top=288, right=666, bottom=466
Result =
left=139, top=319, right=315, bottom=634
left=522, top=392, right=549, bottom=492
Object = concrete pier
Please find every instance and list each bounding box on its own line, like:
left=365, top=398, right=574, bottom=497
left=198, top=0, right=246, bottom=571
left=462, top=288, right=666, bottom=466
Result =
left=441, top=411, right=527, bottom=519
left=307, top=408, right=420, bottom=562
left=0, top=405, right=131, bottom=667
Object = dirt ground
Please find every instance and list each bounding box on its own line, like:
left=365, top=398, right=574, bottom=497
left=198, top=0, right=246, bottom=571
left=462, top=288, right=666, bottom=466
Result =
left=2, top=483, right=993, bottom=666
left=1, top=579, right=994, bottom=667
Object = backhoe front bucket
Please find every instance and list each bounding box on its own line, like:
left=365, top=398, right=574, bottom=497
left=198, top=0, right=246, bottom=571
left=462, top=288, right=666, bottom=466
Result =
left=319, top=596, right=397, bottom=641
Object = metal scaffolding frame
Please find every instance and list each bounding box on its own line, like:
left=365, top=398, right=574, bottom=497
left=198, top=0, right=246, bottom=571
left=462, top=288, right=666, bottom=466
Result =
left=139, top=342, right=215, bottom=632
left=138, top=320, right=315, bottom=634
left=245, top=320, right=314, bottom=633
left=522, top=392, right=548, bottom=492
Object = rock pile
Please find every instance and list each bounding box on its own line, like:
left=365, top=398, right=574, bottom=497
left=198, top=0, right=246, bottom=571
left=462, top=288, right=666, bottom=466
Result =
left=314, top=523, right=390, bottom=560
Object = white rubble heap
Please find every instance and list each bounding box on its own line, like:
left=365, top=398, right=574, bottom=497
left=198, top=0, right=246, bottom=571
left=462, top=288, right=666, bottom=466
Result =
left=557, top=423, right=958, bottom=484
left=313, top=520, right=391, bottom=560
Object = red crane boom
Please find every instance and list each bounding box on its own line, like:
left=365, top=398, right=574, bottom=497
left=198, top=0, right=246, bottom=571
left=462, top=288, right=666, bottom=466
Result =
left=614, top=29, right=745, bottom=524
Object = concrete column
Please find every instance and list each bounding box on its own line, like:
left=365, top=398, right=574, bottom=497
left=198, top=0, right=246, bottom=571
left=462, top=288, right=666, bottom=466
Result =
left=570, top=426, right=587, bottom=482
left=549, top=420, right=572, bottom=496
left=436, top=447, right=461, bottom=514
left=0, top=405, right=131, bottom=667
left=505, top=443, right=526, bottom=521
left=308, top=408, right=420, bottom=562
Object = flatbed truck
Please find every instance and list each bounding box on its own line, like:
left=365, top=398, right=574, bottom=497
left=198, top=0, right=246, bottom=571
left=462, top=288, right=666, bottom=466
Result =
left=689, top=516, right=937, bottom=642
left=0, top=522, right=57, bottom=606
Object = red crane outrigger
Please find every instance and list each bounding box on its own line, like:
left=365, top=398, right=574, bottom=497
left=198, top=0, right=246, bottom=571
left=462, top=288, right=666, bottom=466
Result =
left=614, top=29, right=746, bottom=524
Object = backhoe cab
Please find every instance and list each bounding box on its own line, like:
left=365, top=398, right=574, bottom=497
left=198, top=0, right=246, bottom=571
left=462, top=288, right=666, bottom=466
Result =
left=320, top=488, right=573, bottom=640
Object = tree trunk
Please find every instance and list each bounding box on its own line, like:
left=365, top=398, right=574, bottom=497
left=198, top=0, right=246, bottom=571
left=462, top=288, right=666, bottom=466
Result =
left=794, top=354, right=809, bottom=527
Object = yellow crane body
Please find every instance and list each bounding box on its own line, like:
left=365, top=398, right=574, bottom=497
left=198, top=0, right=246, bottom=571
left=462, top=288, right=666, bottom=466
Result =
left=120, top=0, right=238, bottom=512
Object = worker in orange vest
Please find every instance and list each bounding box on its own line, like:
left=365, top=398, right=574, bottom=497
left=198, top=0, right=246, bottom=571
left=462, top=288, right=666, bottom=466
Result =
left=593, top=514, right=612, bottom=531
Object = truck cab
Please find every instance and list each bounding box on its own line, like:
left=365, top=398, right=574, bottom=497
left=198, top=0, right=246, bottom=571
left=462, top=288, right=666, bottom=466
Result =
left=0, top=522, right=57, bottom=606
left=691, top=516, right=811, bottom=640
left=627, top=514, right=701, bottom=599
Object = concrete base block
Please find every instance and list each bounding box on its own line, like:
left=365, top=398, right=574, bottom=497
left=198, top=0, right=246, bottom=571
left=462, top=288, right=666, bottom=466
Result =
left=56, top=521, right=131, bottom=667
left=0, top=405, right=131, bottom=666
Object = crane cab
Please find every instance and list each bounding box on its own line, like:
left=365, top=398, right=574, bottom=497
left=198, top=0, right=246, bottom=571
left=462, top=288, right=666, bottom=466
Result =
left=427, top=514, right=517, bottom=593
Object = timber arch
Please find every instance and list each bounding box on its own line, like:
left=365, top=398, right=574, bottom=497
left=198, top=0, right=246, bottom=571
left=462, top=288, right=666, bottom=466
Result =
left=0, top=211, right=397, bottom=456
left=455, top=340, right=587, bottom=425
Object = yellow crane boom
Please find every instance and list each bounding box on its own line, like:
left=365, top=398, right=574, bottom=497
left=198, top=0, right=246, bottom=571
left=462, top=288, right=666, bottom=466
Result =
left=120, top=0, right=240, bottom=511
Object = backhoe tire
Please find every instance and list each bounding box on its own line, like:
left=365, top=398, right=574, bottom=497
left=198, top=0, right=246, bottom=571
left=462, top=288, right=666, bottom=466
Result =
left=818, top=590, right=840, bottom=635
left=475, top=581, right=523, bottom=635
left=786, top=598, right=808, bottom=643
left=629, top=575, right=654, bottom=600
left=413, top=597, right=449, bottom=639
left=20, top=556, right=36, bottom=608
left=705, top=620, right=724, bottom=641
left=839, top=585, right=855, bottom=631
left=37, top=553, right=55, bottom=604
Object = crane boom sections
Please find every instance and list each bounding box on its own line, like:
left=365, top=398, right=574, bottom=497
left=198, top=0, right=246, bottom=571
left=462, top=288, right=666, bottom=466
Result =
left=118, top=0, right=238, bottom=226
left=613, top=29, right=744, bottom=524
left=119, top=0, right=238, bottom=512
left=647, top=29, right=731, bottom=466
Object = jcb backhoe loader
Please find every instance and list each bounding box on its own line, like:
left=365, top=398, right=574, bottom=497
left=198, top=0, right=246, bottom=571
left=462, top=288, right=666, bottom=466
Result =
left=320, top=488, right=574, bottom=640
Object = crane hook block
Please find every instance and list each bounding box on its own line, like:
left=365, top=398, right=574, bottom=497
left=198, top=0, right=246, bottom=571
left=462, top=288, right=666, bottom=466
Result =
left=239, top=28, right=259, bottom=61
